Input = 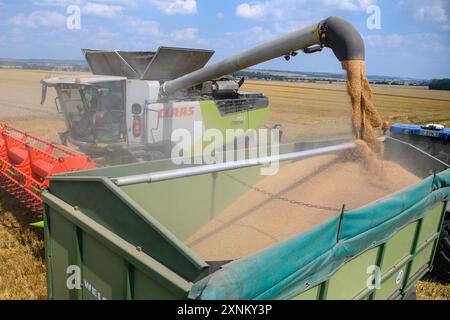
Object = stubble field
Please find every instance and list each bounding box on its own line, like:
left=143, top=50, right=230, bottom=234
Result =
left=242, top=79, right=450, bottom=142
left=0, top=69, right=449, bottom=300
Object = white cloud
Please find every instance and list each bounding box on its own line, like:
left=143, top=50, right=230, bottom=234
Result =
left=33, top=0, right=82, bottom=6
left=170, top=27, right=198, bottom=41
left=397, top=0, right=449, bottom=30
left=123, top=17, right=161, bottom=36
left=216, top=12, right=225, bottom=19
left=32, top=0, right=135, bottom=7
left=236, top=2, right=269, bottom=20
left=225, top=26, right=277, bottom=44
left=82, top=3, right=123, bottom=18
left=414, top=0, right=449, bottom=27
left=32, top=1, right=134, bottom=19
left=149, top=0, right=197, bottom=15
left=366, top=33, right=405, bottom=47
left=322, top=0, right=374, bottom=12
left=88, top=30, right=117, bottom=46
left=235, top=0, right=376, bottom=20
left=9, top=10, right=66, bottom=28
left=366, top=32, right=450, bottom=54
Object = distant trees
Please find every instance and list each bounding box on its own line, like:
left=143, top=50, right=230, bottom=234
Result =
left=232, top=70, right=428, bottom=86
left=233, top=71, right=288, bottom=81
left=429, top=79, right=450, bottom=91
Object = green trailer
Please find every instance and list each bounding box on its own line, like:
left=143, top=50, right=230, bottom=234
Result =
left=42, top=137, right=450, bottom=300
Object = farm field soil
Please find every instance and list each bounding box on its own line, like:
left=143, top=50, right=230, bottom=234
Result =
left=0, top=190, right=46, bottom=299
left=0, top=69, right=449, bottom=299
left=1, top=70, right=449, bottom=144
left=0, top=69, right=79, bottom=141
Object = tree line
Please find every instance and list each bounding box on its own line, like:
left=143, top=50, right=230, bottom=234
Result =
left=429, top=79, right=450, bottom=91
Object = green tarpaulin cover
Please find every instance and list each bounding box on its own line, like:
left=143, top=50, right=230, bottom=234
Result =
left=189, top=169, right=450, bottom=300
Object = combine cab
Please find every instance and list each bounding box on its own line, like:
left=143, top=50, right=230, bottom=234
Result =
left=0, top=124, right=95, bottom=215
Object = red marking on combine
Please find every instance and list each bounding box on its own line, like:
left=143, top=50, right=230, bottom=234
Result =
left=0, top=123, right=96, bottom=215
left=158, top=107, right=195, bottom=118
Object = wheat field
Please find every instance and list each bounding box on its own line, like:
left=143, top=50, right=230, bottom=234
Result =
left=242, top=80, right=450, bottom=142
left=0, top=70, right=449, bottom=300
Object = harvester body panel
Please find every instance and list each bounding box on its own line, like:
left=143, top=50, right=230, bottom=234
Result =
left=82, top=47, right=214, bottom=81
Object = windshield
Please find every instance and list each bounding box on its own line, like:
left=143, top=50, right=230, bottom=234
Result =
left=57, top=81, right=125, bottom=143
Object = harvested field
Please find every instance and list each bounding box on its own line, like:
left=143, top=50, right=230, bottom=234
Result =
left=242, top=79, right=450, bottom=142
left=416, top=275, right=450, bottom=300
left=0, top=69, right=449, bottom=299
left=0, top=69, right=77, bottom=141
left=1, top=69, right=449, bottom=145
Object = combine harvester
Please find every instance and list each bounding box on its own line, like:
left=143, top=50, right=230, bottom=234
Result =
left=0, top=17, right=448, bottom=299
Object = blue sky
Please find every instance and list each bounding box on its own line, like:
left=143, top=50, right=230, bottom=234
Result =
left=0, top=0, right=449, bottom=79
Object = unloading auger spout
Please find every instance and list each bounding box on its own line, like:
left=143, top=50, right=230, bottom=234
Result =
left=160, top=16, right=365, bottom=96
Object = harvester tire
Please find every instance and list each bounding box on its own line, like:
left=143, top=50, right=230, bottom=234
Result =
left=433, top=212, right=450, bottom=283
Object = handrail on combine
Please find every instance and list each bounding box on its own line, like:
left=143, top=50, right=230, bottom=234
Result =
left=0, top=123, right=96, bottom=215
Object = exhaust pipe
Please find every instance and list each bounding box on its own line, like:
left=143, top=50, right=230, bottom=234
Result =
left=161, top=16, right=365, bottom=96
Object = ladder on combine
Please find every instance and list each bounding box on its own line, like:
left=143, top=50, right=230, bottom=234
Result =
left=0, top=123, right=96, bottom=215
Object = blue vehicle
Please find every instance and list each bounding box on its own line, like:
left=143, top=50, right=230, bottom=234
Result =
left=390, top=123, right=450, bottom=165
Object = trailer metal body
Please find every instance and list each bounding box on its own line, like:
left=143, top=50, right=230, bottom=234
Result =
left=42, top=137, right=450, bottom=300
